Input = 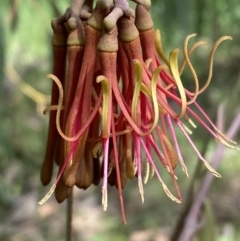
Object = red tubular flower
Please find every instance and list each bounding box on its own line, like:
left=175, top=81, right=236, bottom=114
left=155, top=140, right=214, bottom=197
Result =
left=40, top=22, right=67, bottom=186
left=39, top=0, right=239, bottom=224
left=54, top=20, right=86, bottom=202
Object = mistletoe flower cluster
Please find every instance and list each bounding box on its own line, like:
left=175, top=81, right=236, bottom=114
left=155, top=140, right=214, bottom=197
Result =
left=39, top=0, right=238, bottom=223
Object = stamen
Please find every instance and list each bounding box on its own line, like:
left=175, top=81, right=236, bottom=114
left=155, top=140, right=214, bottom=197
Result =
left=147, top=134, right=166, bottom=166
left=215, top=129, right=237, bottom=145
left=166, top=114, right=189, bottom=177
left=134, top=134, right=145, bottom=203
left=165, top=165, right=178, bottom=179
left=139, top=137, right=181, bottom=203
left=165, top=165, right=170, bottom=173
left=111, top=112, right=127, bottom=224
left=162, top=183, right=181, bottom=203
left=38, top=184, right=56, bottom=205
left=182, top=123, right=193, bottom=135
left=188, top=118, right=197, bottom=128
left=193, top=101, right=237, bottom=145
left=165, top=83, right=174, bottom=90
left=133, top=156, right=138, bottom=175
left=102, top=186, right=108, bottom=211
left=186, top=105, right=221, bottom=140
left=177, top=121, right=222, bottom=178
left=138, top=179, right=145, bottom=203
left=153, top=75, right=236, bottom=148
left=102, top=138, right=110, bottom=211
left=144, top=160, right=150, bottom=184
left=150, top=165, right=155, bottom=178
left=217, top=136, right=240, bottom=151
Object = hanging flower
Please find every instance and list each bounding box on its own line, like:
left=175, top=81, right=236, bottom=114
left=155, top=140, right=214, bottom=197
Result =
left=39, top=0, right=239, bottom=224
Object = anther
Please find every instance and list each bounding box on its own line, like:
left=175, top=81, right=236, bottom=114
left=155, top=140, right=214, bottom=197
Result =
left=102, top=187, right=108, bottom=211
left=38, top=184, right=56, bottom=205
left=143, top=161, right=150, bottom=184
left=138, top=179, right=145, bottom=203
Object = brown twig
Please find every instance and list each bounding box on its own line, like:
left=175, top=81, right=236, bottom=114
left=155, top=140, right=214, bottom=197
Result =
left=171, top=136, right=211, bottom=241
left=66, top=192, right=73, bottom=241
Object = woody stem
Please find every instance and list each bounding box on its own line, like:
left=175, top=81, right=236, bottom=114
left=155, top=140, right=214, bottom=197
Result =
left=66, top=192, right=73, bottom=241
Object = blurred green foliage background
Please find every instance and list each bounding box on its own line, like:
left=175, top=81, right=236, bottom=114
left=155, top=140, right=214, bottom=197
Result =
left=0, top=0, right=240, bottom=240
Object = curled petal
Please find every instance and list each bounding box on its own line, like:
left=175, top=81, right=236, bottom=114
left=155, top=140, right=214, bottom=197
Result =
left=181, top=33, right=200, bottom=104
left=198, top=36, right=233, bottom=95
left=169, top=49, right=187, bottom=118
left=179, top=40, right=207, bottom=75
left=154, top=29, right=170, bottom=66
left=46, top=74, right=102, bottom=142
left=96, top=75, right=111, bottom=137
